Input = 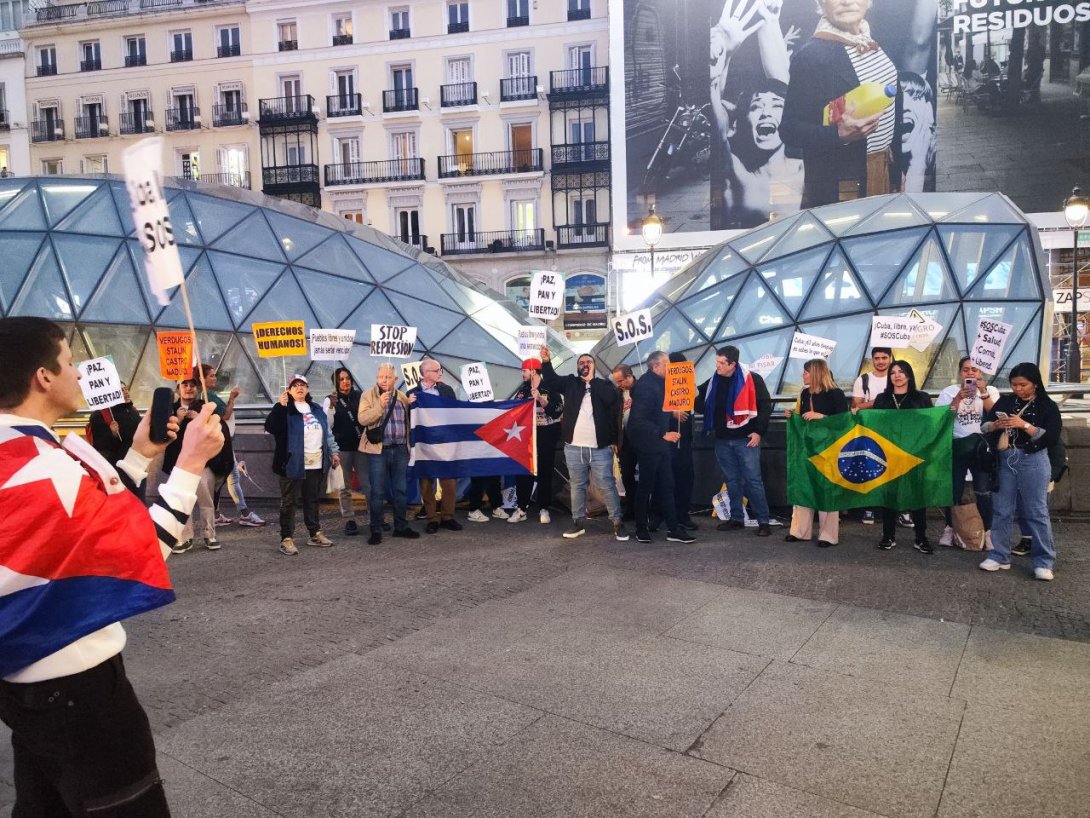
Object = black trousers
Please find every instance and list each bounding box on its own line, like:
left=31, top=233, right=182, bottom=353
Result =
left=635, top=450, right=678, bottom=533
left=883, top=507, right=927, bottom=541
left=279, top=470, right=323, bottom=539
left=618, top=435, right=638, bottom=516
left=515, top=423, right=561, bottom=511
left=672, top=443, right=694, bottom=521
left=0, top=654, right=170, bottom=817
left=467, top=476, right=503, bottom=511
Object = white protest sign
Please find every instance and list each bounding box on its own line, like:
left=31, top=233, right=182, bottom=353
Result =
left=909, top=320, right=943, bottom=352
left=869, top=315, right=914, bottom=349
left=77, top=356, right=124, bottom=410
left=309, top=328, right=356, bottom=361
left=527, top=270, right=564, bottom=320
left=517, top=326, right=548, bottom=359
left=747, top=353, right=784, bottom=378
left=789, top=331, right=836, bottom=360
left=460, top=362, right=494, bottom=402
left=369, top=324, right=417, bottom=358
left=122, top=137, right=184, bottom=306
left=971, top=318, right=1013, bottom=375
left=611, top=309, right=654, bottom=346
left=401, top=361, right=423, bottom=391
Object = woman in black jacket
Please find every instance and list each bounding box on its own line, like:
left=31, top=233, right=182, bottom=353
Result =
left=873, top=360, right=933, bottom=553
left=979, top=362, right=1061, bottom=581
left=508, top=358, right=564, bottom=524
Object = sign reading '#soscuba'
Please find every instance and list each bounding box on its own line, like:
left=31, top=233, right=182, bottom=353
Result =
left=122, top=137, right=184, bottom=306
left=527, top=271, right=564, bottom=320
left=663, top=362, right=696, bottom=412
left=310, top=329, right=356, bottom=361
left=77, top=356, right=125, bottom=410
left=461, top=362, right=494, bottom=402
left=612, top=309, right=654, bottom=346
left=370, top=324, right=417, bottom=358
left=970, top=318, right=1013, bottom=375
left=252, top=321, right=307, bottom=357
left=156, top=331, right=193, bottom=380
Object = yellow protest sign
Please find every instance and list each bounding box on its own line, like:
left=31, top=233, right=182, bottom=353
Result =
left=663, top=362, right=696, bottom=412
left=252, top=320, right=307, bottom=358
left=156, top=331, right=193, bottom=380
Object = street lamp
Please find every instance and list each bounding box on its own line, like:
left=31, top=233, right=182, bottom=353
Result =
left=641, top=204, right=663, bottom=280
left=1063, top=187, right=1090, bottom=382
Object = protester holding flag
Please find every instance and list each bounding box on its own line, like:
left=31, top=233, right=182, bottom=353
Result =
left=322, top=367, right=367, bottom=537
left=852, top=346, right=891, bottom=525
left=358, top=363, right=418, bottom=545
left=265, top=374, right=339, bottom=555
left=785, top=359, right=849, bottom=547
left=695, top=345, right=774, bottom=536
left=406, top=359, right=463, bottom=534
left=87, top=382, right=142, bottom=470
left=872, top=361, right=934, bottom=553
left=0, top=315, right=223, bottom=816
left=509, top=358, right=563, bottom=524
left=979, top=363, right=1062, bottom=581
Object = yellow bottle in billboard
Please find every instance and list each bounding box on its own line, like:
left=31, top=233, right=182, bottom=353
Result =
left=823, top=82, right=896, bottom=126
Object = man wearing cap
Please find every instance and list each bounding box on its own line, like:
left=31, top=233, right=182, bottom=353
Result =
left=510, top=358, right=563, bottom=524
left=358, top=363, right=418, bottom=545
left=406, top=358, right=462, bottom=535
left=264, top=374, right=339, bottom=555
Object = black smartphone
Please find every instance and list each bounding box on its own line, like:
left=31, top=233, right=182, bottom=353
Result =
left=150, top=387, right=174, bottom=443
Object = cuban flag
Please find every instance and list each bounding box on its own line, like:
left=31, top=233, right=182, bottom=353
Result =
left=0, top=426, right=174, bottom=677
left=410, top=392, right=536, bottom=479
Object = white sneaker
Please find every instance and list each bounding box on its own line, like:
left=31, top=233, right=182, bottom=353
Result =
left=984, top=530, right=993, bottom=551
left=979, top=558, right=1010, bottom=572
left=539, top=509, right=551, bottom=524
left=237, top=510, right=266, bottom=527
left=1034, top=567, right=1055, bottom=581
left=507, top=508, right=527, bottom=523
left=467, top=509, right=489, bottom=523
left=214, top=513, right=234, bottom=526
left=939, top=526, right=955, bottom=547
left=491, top=507, right=510, bottom=520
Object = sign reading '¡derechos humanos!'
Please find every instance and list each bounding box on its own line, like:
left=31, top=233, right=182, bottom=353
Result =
left=612, top=309, right=654, bottom=346
left=370, top=324, right=417, bottom=358
left=252, top=320, right=307, bottom=358
left=527, top=271, right=565, bottom=320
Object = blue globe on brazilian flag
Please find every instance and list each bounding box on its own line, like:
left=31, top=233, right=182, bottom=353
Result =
left=787, top=408, right=953, bottom=511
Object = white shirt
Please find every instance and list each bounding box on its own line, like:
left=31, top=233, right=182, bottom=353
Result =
left=296, top=401, right=324, bottom=468
left=936, top=384, right=1000, bottom=438
left=570, top=382, right=599, bottom=447
left=852, top=372, right=888, bottom=402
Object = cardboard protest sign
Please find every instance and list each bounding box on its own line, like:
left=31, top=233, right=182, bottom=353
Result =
left=612, top=309, right=654, bottom=346
left=122, top=137, right=184, bottom=306
left=517, top=326, right=548, bottom=359
left=370, top=324, right=417, bottom=358
left=907, top=309, right=943, bottom=352
left=663, top=362, right=696, bottom=412
left=461, top=362, right=493, bottom=402
left=402, top=361, right=423, bottom=391
left=156, top=331, right=193, bottom=380
left=869, top=316, right=914, bottom=349
left=789, top=331, right=836, bottom=360
left=527, top=271, right=564, bottom=320
left=748, top=353, right=784, bottom=378
left=310, top=329, right=356, bottom=361
left=971, top=318, right=1013, bottom=374
left=252, top=320, right=307, bottom=358
left=77, top=357, right=124, bottom=410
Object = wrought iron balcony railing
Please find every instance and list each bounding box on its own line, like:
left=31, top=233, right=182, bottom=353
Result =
left=75, top=115, right=109, bottom=138
left=500, top=76, right=537, bottom=102
left=550, top=66, right=609, bottom=96
left=80, top=58, right=101, bottom=71
left=31, top=120, right=64, bottom=142
left=258, top=95, right=315, bottom=121
left=556, top=223, right=609, bottom=248
left=217, top=43, right=241, bottom=58
left=440, top=81, right=476, bottom=107
left=170, top=49, right=192, bottom=62
left=441, top=228, right=545, bottom=255
left=327, top=93, right=361, bottom=117
left=324, top=158, right=425, bottom=186
left=332, top=34, right=352, bottom=46
left=119, top=112, right=154, bottom=134
left=438, top=148, right=543, bottom=178
left=551, top=141, right=610, bottom=167
left=165, top=107, right=200, bottom=130
left=213, top=103, right=247, bottom=126
left=262, top=164, right=320, bottom=187
left=382, top=88, right=418, bottom=113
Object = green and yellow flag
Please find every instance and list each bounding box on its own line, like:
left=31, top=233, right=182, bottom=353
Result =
left=787, top=408, right=953, bottom=512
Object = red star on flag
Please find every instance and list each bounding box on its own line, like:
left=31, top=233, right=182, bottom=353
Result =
left=474, top=401, right=536, bottom=474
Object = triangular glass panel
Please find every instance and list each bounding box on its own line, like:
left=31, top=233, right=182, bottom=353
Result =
left=872, top=302, right=961, bottom=385
left=185, top=193, right=255, bottom=244
left=716, top=271, right=791, bottom=341
left=439, top=278, right=497, bottom=315
left=764, top=212, right=835, bottom=261
left=682, top=245, right=751, bottom=298
left=384, top=265, right=462, bottom=312
left=645, top=308, right=705, bottom=353
left=165, top=194, right=202, bottom=246
left=963, top=237, right=1042, bottom=301
left=432, top=319, right=521, bottom=367
left=788, top=312, right=875, bottom=394
left=599, top=338, right=629, bottom=372
left=937, top=225, right=1022, bottom=296
left=940, top=193, right=1025, bottom=225
left=691, top=345, right=720, bottom=386
left=155, top=253, right=234, bottom=331
left=844, top=195, right=931, bottom=236
left=203, top=334, right=273, bottom=404
left=799, top=248, right=870, bottom=320
left=340, top=290, right=409, bottom=341
left=471, top=302, right=527, bottom=341
left=68, top=325, right=92, bottom=365
left=0, top=186, right=47, bottom=230
left=842, top=226, right=928, bottom=304
left=919, top=312, right=971, bottom=393
left=291, top=267, right=374, bottom=329
left=52, top=234, right=123, bottom=317
left=295, top=235, right=376, bottom=283
left=915, top=192, right=989, bottom=221
left=79, top=324, right=151, bottom=388
left=345, top=235, right=414, bottom=282
left=10, top=241, right=74, bottom=320
left=730, top=213, right=801, bottom=263
left=881, top=234, right=958, bottom=307
left=211, top=211, right=287, bottom=263
left=40, top=179, right=99, bottom=227
left=82, top=247, right=152, bottom=323
left=0, top=232, right=47, bottom=311
left=110, top=181, right=137, bottom=238
left=729, top=329, right=794, bottom=394
left=244, top=270, right=318, bottom=330
left=264, top=210, right=333, bottom=261
left=755, top=244, right=831, bottom=320
left=993, top=317, right=1043, bottom=386
left=0, top=178, right=28, bottom=210
left=53, top=185, right=125, bottom=237
left=676, top=274, right=746, bottom=340
left=383, top=290, right=465, bottom=347
left=811, top=194, right=893, bottom=236
left=207, top=251, right=288, bottom=329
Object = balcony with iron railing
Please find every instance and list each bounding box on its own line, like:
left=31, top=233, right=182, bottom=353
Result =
left=213, top=103, right=247, bottom=126
left=169, top=171, right=251, bottom=189
left=507, top=14, right=528, bottom=27
left=441, top=228, right=545, bottom=256
left=500, top=76, right=538, bottom=102
left=31, top=120, right=64, bottom=142
left=551, top=141, right=610, bottom=169
left=447, top=20, right=468, bottom=33
left=119, top=112, right=154, bottom=134
left=170, top=49, right=192, bottom=62
left=258, top=95, right=316, bottom=123
left=438, top=148, right=542, bottom=178
left=567, top=5, right=591, bottom=20
left=37, top=63, right=57, bottom=76
left=80, top=57, right=101, bottom=71
left=217, top=43, right=240, bottom=58
left=382, top=88, right=418, bottom=113
left=278, top=40, right=297, bottom=51
left=327, top=93, right=361, bottom=117
left=556, top=223, right=609, bottom=248
left=550, top=66, right=609, bottom=97
left=262, top=164, right=320, bottom=187
left=75, top=115, right=109, bottom=138
left=324, top=158, right=425, bottom=186
left=33, top=0, right=236, bottom=23
left=440, top=81, right=476, bottom=108
left=165, top=107, right=200, bottom=130
left=389, top=27, right=410, bottom=39
left=124, top=53, right=147, bottom=67
left=332, top=34, right=352, bottom=46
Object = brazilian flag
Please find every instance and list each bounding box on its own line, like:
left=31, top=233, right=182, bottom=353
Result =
left=787, top=408, right=953, bottom=511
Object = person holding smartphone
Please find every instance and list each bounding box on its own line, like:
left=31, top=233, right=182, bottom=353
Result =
left=935, top=357, right=998, bottom=548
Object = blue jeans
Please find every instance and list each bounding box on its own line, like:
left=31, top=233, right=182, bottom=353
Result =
left=989, top=448, right=1055, bottom=570
left=713, top=437, right=770, bottom=524
left=564, top=444, right=622, bottom=522
left=367, top=444, right=409, bottom=533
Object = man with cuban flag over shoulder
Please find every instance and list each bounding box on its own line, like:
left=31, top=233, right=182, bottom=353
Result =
left=0, top=316, right=224, bottom=816
left=695, top=344, right=774, bottom=536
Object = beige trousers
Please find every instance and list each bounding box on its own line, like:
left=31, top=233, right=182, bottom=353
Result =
left=790, top=505, right=839, bottom=544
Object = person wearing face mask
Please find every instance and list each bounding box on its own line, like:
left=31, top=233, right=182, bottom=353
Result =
left=509, top=358, right=563, bottom=525
left=322, top=367, right=367, bottom=537
left=538, top=346, right=627, bottom=542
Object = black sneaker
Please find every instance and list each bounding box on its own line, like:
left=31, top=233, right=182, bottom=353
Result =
left=1011, top=537, right=1031, bottom=556
left=878, top=538, right=896, bottom=550
left=439, top=518, right=463, bottom=532
left=756, top=523, right=772, bottom=537
left=414, top=508, right=428, bottom=520
left=635, top=528, right=652, bottom=543
left=367, top=531, right=382, bottom=545
left=613, top=522, right=630, bottom=542
left=393, top=527, right=420, bottom=539
left=345, top=520, right=359, bottom=536
left=914, top=539, right=934, bottom=554
left=666, top=529, right=696, bottom=544
left=425, top=521, right=439, bottom=534
left=563, top=518, right=586, bottom=539
left=716, top=520, right=745, bottom=531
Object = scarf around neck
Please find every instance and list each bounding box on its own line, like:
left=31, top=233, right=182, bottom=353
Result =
left=814, top=15, right=878, bottom=53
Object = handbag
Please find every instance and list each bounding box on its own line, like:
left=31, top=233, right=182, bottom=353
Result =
left=950, top=503, right=986, bottom=551
left=326, top=466, right=345, bottom=494
left=364, top=391, right=397, bottom=445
